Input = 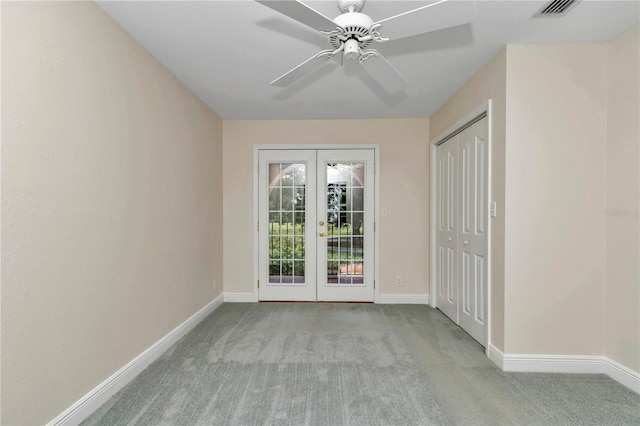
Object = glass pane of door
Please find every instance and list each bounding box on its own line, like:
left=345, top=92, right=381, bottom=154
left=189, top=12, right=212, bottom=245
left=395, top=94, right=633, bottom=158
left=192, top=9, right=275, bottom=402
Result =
left=326, top=163, right=365, bottom=285
left=268, top=163, right=306, bottom=283
left=258, top=150, right=316, bottom=302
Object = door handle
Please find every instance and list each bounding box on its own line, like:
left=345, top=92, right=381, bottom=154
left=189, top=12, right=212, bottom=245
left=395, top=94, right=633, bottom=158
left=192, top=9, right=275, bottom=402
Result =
left=319, top=221, right=325, bottom=226
left=319, top=232, right=326, bottom=237
left=448, top=237, right=452, bottom=242
left=464, top=240, right=469, bottom=245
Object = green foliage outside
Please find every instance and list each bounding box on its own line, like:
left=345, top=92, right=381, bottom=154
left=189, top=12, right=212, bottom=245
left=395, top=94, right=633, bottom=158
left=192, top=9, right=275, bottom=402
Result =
left=269, top=221, right=364, bottom=276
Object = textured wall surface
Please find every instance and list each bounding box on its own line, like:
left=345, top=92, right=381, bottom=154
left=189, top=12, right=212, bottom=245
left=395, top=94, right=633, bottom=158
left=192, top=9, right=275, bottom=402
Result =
left=605, top=24, right=640, bottom=372
left=504, top=44, right=607, bottom=355
left=223, top=118, right=430, bottom=297
left=1, top=2, right=223, bottom=424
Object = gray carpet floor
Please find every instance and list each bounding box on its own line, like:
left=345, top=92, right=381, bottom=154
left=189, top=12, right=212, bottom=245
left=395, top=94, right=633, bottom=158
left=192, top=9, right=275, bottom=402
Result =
left=82, top=303, right=640, bottom=425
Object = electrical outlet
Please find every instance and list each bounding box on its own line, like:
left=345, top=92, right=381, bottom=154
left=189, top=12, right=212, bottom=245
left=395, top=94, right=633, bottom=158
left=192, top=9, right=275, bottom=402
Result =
left=395, top=275, right=402, bottom=286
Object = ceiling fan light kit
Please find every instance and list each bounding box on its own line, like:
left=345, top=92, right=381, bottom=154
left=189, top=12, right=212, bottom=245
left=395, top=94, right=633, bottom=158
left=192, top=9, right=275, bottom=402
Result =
left=256, top=0, right=478, bottom=92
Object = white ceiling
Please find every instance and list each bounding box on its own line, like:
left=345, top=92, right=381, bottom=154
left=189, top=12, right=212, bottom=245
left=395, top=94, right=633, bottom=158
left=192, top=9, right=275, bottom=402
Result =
left=97, top=0, right=639, bottom=120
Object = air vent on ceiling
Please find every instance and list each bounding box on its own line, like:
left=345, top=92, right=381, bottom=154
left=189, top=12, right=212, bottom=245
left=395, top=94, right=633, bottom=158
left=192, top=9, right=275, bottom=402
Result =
left=534, top=0, right=580, bottom=17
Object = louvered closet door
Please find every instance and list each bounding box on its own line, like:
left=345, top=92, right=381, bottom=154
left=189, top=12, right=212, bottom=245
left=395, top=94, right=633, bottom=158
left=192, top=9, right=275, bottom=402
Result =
left=435, top=117, right=488, bottom=347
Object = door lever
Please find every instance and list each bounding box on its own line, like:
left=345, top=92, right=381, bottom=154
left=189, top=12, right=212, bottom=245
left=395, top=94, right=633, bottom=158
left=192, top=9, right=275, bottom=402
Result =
left=319, top=232, right=326, bottom=237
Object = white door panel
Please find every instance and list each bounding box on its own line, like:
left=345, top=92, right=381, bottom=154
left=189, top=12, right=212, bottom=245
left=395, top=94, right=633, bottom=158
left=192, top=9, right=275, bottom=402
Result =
left=317, top=150, right=375, bottom=302
left=458, top=118, right=488, bottom=346
left=435, top=117, right=488, bottom=347
left=258, top=150, right=317, bottom=301
left=436, top=138, right=458, bottom=322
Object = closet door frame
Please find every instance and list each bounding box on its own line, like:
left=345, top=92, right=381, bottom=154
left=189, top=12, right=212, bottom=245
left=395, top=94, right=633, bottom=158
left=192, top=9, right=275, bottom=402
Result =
left=429, top=100, right=493, bottom=354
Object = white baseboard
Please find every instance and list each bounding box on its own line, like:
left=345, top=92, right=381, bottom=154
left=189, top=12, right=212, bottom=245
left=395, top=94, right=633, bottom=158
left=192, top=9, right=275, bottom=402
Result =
left=224, top=292, right=258, bottom=303
left=502, top=353, right=604, bottom=374
left=376, top=293, right=429, bottom=304
left=605, top=357, right=640, bottom=394
left=486, top=344, right=639, bottom=394
left=47, top=294, right=224, bottom=426
left=487, top=344, right=505, bottom=369
left=223, top=293, right=431, bottom=304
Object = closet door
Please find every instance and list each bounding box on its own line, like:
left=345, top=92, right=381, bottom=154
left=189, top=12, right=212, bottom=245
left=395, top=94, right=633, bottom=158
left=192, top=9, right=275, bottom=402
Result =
left=435, top=117, right=488, bottom=347
left=436, top=136, right=458, bottom=322
left=457, top=119, right=488, bottom=346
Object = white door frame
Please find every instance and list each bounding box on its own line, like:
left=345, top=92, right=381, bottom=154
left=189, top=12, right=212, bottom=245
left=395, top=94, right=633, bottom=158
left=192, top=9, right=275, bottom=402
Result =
left=253, top=144, right=381, bottom=303
left=429, top=100, right=493, bottom=353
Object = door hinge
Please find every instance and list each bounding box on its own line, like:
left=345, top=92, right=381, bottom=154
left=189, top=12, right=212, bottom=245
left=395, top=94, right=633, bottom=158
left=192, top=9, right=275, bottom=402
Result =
left=374, top=280, right=376, bottom=289
left=257, top=222, right=260, bottom=231
left=373, top=163, right=376, bottom=174
left=257, top=279, right=260, bottom=289
left=257, top=163, right=260, bottom=174
left=374, top=222, right=376, bottom=231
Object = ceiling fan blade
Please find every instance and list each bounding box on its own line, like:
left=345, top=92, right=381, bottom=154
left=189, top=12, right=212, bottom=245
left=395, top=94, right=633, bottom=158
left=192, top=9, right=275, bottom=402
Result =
left=359, top=50, right=408, bottom=93
left=255, top=0, right=338, bottom=32
left=270, top=49, right=336, bottom=87
left=373, top=0, right=478, bottom=41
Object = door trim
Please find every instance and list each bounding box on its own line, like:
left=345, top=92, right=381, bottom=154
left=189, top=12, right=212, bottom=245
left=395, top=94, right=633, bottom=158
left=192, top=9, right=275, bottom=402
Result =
left=429, top=101, right=493, bottom=352
left=253, top=144, right=381, bottom=303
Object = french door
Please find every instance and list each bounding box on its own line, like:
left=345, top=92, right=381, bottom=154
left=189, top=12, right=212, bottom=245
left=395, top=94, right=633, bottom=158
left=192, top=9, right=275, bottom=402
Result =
left=436, top=117, right=488, bottom=346
left=258, top=149, right=375, bottom=302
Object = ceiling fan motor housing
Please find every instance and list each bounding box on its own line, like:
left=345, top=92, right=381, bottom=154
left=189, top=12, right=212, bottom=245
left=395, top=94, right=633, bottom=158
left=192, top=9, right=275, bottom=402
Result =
left=330, top=12, right=374, bottom=50
left=337, top=0, right=365, bottom=13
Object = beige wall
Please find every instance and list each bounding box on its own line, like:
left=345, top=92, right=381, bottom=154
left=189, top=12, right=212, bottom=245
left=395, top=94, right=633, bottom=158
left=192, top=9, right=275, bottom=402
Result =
left=1, top=2, right=223, bottom=425
left=2, top=3, right=637, bottom=424
left=430, top=37, right=639, bottom=362
left=223, top=119, right=430, bottom=296
left=605, top=25, right=640, bottom=372
left=504, top=44, right=608, bottom=355
left=429, top=49, right=507, bottom=351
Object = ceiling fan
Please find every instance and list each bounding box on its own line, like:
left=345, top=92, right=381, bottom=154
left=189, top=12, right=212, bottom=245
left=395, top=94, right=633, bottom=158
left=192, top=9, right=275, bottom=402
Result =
left=256, top=0, right=478, bottom=92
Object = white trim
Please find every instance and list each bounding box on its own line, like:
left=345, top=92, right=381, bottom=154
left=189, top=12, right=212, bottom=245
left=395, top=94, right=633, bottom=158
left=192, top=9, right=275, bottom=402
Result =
left=47, top=294, right=224, bottom=426
left=502, top=353, right=605, bottom=374
left=255, top=144, right=381, bottom=151
left=430, top=102, right=491, bottom=146
left=605, top=358, right=640, bottom=394
left=253, top=146, right=260, bottom=302
left=224, top=292, right=259, bottom=303
left=429, top=100, right=493, bottom=350
left=486, top=345, right=640, bottom=394
left=429, top=140, right=437, bottom=310
left=487, top=344, right=505, bottom=370
left=485, top=100, right=493, bottom=355
left=253, top=145, right=381, bottom=303
left=377, top=294, right=430, bottom=305
left=374, top=146, right=381, bottom=304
